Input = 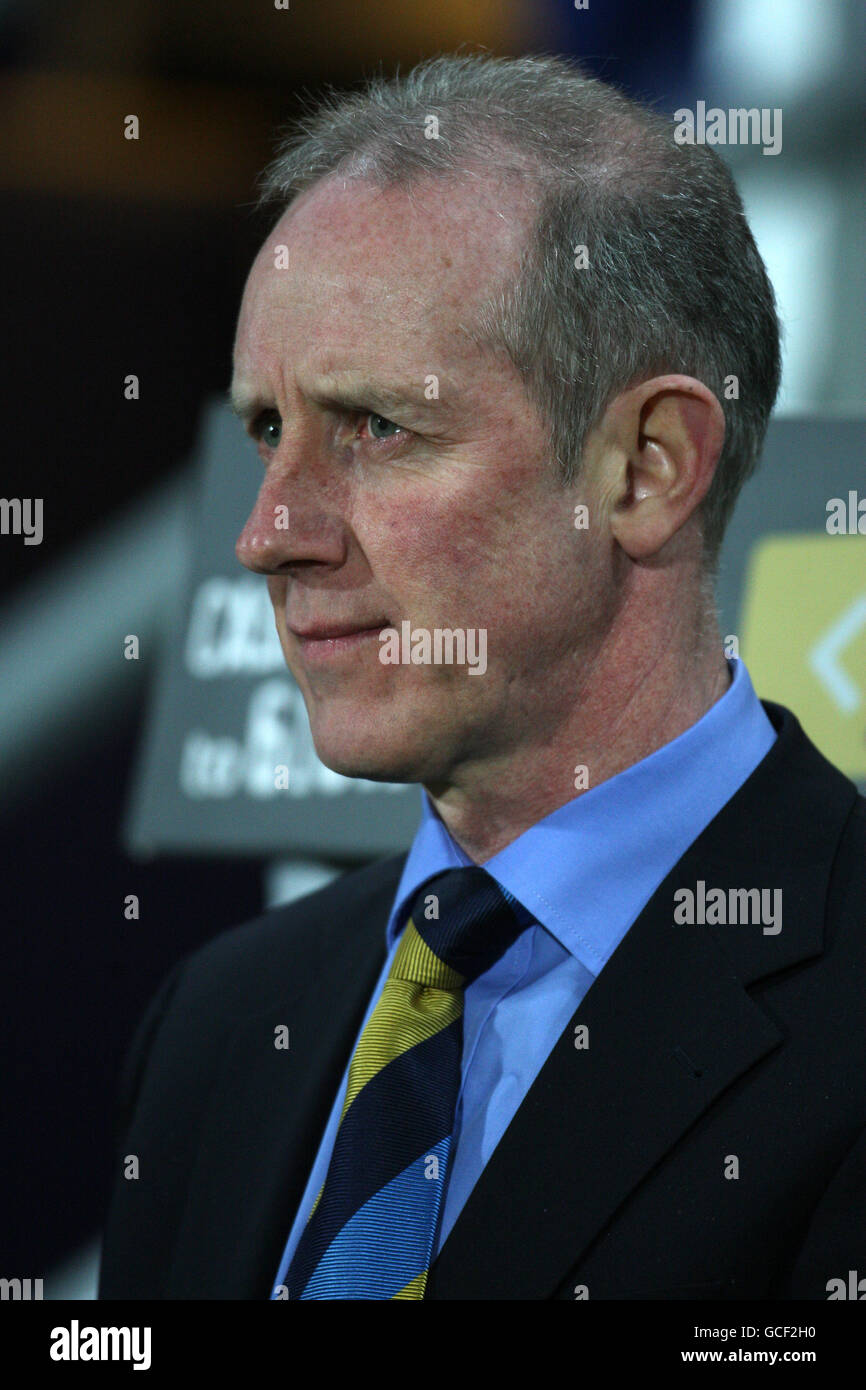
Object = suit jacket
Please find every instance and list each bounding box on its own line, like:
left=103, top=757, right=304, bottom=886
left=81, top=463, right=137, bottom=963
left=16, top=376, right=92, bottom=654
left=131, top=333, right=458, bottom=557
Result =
left=98, top=701, right=866, bottom=1300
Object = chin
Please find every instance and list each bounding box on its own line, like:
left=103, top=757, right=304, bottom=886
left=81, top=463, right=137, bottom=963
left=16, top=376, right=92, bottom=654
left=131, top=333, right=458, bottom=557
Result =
left=307, top=711, right=434, bottom=785
left=312, top=737, right=419, bottom=784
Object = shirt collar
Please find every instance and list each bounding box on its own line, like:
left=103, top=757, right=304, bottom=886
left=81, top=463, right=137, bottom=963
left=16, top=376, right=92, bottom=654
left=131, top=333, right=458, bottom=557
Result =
left=385, top=658, right=776, bottom=973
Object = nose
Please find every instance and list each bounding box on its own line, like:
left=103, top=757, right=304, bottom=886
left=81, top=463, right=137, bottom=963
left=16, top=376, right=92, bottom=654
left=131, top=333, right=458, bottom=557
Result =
left=235, top=470, right=347, bottom=575
left=235, top=472, right=288, bottom=573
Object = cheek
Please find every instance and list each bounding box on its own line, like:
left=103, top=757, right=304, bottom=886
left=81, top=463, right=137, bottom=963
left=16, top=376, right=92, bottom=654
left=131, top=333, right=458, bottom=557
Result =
left=370, top=497, right=517, bottom=594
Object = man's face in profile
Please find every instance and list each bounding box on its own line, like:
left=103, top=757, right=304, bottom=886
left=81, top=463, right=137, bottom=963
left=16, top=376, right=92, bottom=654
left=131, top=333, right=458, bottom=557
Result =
left=232, top=174, right=616, bottom=796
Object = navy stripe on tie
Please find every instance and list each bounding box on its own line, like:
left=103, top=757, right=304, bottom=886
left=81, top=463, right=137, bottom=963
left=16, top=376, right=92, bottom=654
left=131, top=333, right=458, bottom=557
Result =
left=286, top=1016, right=462, bottom=1297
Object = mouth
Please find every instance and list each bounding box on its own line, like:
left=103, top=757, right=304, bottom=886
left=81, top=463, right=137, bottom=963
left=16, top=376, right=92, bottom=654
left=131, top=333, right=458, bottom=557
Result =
left=288, top=619, right=389, bottom=663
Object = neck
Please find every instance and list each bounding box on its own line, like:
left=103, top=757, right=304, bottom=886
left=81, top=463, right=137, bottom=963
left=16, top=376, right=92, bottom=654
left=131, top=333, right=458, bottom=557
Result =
left=426, top=585, right=731, bottom=863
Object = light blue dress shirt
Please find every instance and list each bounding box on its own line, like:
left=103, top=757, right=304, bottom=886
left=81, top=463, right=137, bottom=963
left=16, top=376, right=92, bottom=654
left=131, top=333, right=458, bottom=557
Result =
left=271, top=657, right=777, bottom=1295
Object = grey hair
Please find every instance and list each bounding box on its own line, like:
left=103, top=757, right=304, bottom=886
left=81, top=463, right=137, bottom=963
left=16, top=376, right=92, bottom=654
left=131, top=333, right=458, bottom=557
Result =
left=257, top=53, right=781, bottom=571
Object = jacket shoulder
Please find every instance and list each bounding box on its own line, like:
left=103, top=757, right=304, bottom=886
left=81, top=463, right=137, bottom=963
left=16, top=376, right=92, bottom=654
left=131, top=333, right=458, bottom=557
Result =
left=112, top=852, right=405, bottom=1153
left=169, top=851, right=406, bottom=1010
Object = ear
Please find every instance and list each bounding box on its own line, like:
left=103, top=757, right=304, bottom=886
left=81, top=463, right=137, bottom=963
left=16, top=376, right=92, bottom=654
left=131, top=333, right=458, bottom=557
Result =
left=600, top=376, right=726, bottom=562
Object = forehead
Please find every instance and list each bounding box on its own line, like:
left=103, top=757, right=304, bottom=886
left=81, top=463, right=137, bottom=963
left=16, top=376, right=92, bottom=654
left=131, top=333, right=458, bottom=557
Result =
left=233, top=171, right=533, bottom=383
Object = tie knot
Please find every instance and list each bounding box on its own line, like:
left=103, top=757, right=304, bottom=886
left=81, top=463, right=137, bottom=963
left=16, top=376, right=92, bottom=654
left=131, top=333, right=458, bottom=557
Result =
left=392, top=867, right=526, bottom=989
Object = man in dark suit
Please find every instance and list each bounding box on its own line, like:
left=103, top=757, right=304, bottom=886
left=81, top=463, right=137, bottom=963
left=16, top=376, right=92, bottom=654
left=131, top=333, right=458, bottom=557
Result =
left=99, top=54, right=866, bottom=1300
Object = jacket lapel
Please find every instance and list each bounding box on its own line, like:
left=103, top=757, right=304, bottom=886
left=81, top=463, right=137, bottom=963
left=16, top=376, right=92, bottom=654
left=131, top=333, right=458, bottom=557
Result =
left=164, top=861, right=401, bottom=1299
left=426, top=889, right=782, bottom=1299
left=426, top=704, right=857, bottom=1299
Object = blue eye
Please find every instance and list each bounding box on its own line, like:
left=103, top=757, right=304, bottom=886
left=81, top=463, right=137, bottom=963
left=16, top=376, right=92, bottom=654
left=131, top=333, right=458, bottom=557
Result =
left=367, top=413, right=401, bottom=439
left=255, top=411, right=282, bottom=447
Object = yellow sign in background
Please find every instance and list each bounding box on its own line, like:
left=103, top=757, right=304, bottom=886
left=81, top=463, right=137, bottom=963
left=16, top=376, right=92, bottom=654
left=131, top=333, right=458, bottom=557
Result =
left=740, top=533, right=866, bottom=780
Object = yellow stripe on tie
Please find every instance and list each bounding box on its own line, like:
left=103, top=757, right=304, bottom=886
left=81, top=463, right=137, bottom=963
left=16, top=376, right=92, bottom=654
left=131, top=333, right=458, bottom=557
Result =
left=392, top=1270, right=429, bottom=1299
left=391, top=919, right=464, bottom=991
left=339, top=920, right=464, bottom=1115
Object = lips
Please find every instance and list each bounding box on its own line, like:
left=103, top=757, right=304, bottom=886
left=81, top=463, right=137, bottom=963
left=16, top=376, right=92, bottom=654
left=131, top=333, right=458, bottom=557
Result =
left=288, top=619, right=388, bottom=640
left=287, top=618, right=388, bottom=667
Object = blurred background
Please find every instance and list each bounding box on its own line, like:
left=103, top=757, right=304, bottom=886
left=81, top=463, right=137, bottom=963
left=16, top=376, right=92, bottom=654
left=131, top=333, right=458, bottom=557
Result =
left=1, top=0, right=863, bottom=1299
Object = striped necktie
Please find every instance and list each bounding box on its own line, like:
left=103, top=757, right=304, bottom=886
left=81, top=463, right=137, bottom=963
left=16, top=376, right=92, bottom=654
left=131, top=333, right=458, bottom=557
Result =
left=284, top=866, right=525, bottom=1299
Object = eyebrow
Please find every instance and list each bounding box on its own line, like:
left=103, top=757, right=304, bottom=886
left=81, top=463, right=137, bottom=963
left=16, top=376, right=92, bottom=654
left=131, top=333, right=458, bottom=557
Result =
left=227, top=387, right=266, bottom=424
left=227, top=375, right=447, bottom=428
